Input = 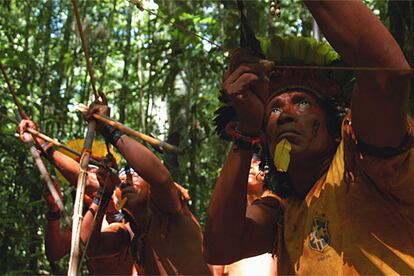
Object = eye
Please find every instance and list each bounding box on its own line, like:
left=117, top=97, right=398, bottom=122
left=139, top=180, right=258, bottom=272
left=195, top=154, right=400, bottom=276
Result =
left=270, top=106, right=282, bottom=116
left=297, top=98, right=310, bottom=108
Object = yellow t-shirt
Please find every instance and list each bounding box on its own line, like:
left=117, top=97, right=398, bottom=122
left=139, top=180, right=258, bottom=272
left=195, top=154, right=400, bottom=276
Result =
left=277, top=117, right=414, bottom=275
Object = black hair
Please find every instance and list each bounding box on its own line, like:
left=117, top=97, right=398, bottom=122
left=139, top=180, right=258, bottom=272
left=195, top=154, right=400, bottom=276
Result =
left=260, top=145, right=294, bottom=198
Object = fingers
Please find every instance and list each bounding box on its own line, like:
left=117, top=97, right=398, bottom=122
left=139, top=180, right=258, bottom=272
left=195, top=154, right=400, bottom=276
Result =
left=224, top=73, right=259, bottom=101
left=228, top=47, right=274, bottom=75
left=220, top=49, right=275, bottom=132
left=84, top=103, right=109, bottom=123
left=259, top=59, right=274, bottom=74
left=223, top=60, right=274, bottom=100
left=226, top=63, right=268, bottom=85
left=98, top=90, right=108, bottom=105
left=229, top=48, right=261, bottom=71
left=84, top=92, right=110, bottom=121
left=96, top=168, right=107, bottom=186
left=96, top=167, right=119, bottom=191
left=17, top=119, right=37, bottom=142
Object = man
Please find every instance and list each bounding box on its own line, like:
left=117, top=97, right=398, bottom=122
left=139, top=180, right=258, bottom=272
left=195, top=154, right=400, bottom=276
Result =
left=83, top=102, right=212, bottom=275
left=204, top=1, right=413, bottom=274
left=17, top=120, right=137, bottom=274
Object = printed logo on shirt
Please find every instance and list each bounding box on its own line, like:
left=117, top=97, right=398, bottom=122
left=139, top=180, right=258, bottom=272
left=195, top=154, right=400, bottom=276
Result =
left=309, top=216, right=330, bottom=253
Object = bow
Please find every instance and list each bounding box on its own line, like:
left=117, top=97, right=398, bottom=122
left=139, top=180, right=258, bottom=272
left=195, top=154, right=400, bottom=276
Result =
left=67, top=0, right=100, bottom=274
left=237, top=0, right=265, bottom=59
left=0, top=60, right=71, bottom=226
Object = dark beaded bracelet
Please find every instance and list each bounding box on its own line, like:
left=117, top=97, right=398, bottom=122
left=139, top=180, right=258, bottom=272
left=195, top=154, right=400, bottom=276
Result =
left=102, top=125, right=124, bottom=146
left=93, top=190, right=112, bottom=209
left=46, top=210, right=61, bottom=221
left=226, top=122, right=264, bottom=151
left=233, top=138, right=258, bottom=151
left=36, top=142, right=55, bottom=157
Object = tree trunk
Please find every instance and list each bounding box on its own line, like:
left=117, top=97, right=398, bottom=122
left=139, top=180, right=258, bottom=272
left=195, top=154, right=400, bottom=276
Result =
left=38, top=0, right=53, bottom=132
left=52, top=0, right=73, bottom=136
left=119, top=4, right=133, bottom=123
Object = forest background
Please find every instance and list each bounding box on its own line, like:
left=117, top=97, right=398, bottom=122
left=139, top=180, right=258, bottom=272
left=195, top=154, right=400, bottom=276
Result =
left=0, top=0, right=413, bottom=274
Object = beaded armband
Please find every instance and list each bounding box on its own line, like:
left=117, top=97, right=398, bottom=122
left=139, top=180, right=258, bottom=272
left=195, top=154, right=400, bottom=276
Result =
left=36, top=142, right=55, bottom=157
left=102, top=125, right=124, bottom=146
left=93, top=188, right=113, bottom=209
left=225, top=122, right=264, bottom=151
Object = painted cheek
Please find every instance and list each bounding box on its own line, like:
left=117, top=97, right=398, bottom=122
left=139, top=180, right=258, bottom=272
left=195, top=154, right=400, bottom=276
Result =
left=311, top=120, right=321, bottom=140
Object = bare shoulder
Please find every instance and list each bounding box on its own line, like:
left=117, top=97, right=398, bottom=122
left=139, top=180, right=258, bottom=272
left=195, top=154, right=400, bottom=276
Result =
left=247, top=192, right=281, bottom=224
left=102, top=222, right=128, bottom=231
left=101, top=222, right=131, bottom=242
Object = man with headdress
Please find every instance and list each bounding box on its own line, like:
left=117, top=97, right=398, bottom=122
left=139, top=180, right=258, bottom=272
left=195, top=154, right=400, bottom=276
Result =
left=204, top=0, right=414, bottom=274
left=17, top=120, right=137, bottom=274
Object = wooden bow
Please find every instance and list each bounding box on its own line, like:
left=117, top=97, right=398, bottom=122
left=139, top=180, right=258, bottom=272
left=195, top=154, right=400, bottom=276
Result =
left=0, top=60, right=71, bottom=226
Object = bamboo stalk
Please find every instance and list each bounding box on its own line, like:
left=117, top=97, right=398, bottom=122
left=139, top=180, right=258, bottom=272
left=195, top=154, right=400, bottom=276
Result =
left=77, top=104, right=184, bottom=155
left=68, top=120, right=96, bottom=276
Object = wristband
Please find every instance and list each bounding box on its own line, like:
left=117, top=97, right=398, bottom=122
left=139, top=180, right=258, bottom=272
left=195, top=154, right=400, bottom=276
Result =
left=102, top=125, right=124, bottom=146
left=93, top=190, right=113, bottom=209
left=46, top=210, right=61, bottom=221
left=36, top=142, right=55, bottom=157
left=226, top=122, right=264, bottom=151
left=88, top=207, right=97, bottom=217
left=233, top=139, right=258, bottom=151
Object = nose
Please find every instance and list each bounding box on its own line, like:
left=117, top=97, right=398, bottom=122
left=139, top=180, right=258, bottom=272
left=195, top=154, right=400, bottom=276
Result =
left=119, top=181, right=130, bottom=189
left=277, top=111, right=295, bottom=125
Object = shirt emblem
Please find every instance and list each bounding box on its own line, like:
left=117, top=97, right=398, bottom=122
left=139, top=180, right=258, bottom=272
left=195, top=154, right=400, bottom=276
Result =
left=309, top=216, right=330, bottom=253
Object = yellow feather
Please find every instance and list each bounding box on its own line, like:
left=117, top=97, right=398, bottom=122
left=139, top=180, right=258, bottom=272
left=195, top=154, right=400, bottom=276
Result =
left=273, top=138, right=291, bottom=172
left=116, top=197, right=128, bottom=211
left=55, top=139, right=121, bottom=183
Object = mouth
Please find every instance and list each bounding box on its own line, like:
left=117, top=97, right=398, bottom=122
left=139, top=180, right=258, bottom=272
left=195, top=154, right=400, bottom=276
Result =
left=121, top=186, right=137, bottom=197
left=275, top=130, right=301, bottom=141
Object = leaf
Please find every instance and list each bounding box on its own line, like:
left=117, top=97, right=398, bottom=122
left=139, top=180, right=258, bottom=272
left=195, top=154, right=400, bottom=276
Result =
left=116, top=197, right=127, bottom=211
left=273, top=138, right=291, bottom=172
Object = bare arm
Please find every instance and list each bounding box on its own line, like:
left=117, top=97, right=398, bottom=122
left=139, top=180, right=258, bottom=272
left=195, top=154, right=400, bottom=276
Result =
left=204, top=52, right=276, bottom=263
left=305, top=0, right=412, bottom=147
left=204, top=148, right=278, bottom=264
left=44, top=180, right=71, bottom=261
left=80, top=200, right=99, bottom=246
left=114, top=135, right=181, bottom=213
left=204, top=148, right=250, bottom=263
left=45, top=220, right=71, bottom=262
left=86, top=167, right=130, bottom=257
left=17, top=119, right=99, bottom=196
left=86, top=202, right=130, bottom=257
left=46, top=150, right=99, bottom=196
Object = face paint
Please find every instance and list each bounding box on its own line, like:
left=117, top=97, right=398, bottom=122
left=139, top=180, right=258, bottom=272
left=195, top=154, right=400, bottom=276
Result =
left=311, top=120, right=320, bottom=140
left=273, top=138, right=292, bottom=172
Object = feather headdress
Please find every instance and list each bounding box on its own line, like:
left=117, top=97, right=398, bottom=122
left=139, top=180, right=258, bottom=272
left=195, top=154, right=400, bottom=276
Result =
left=214, top=35, right=354, bottom=139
